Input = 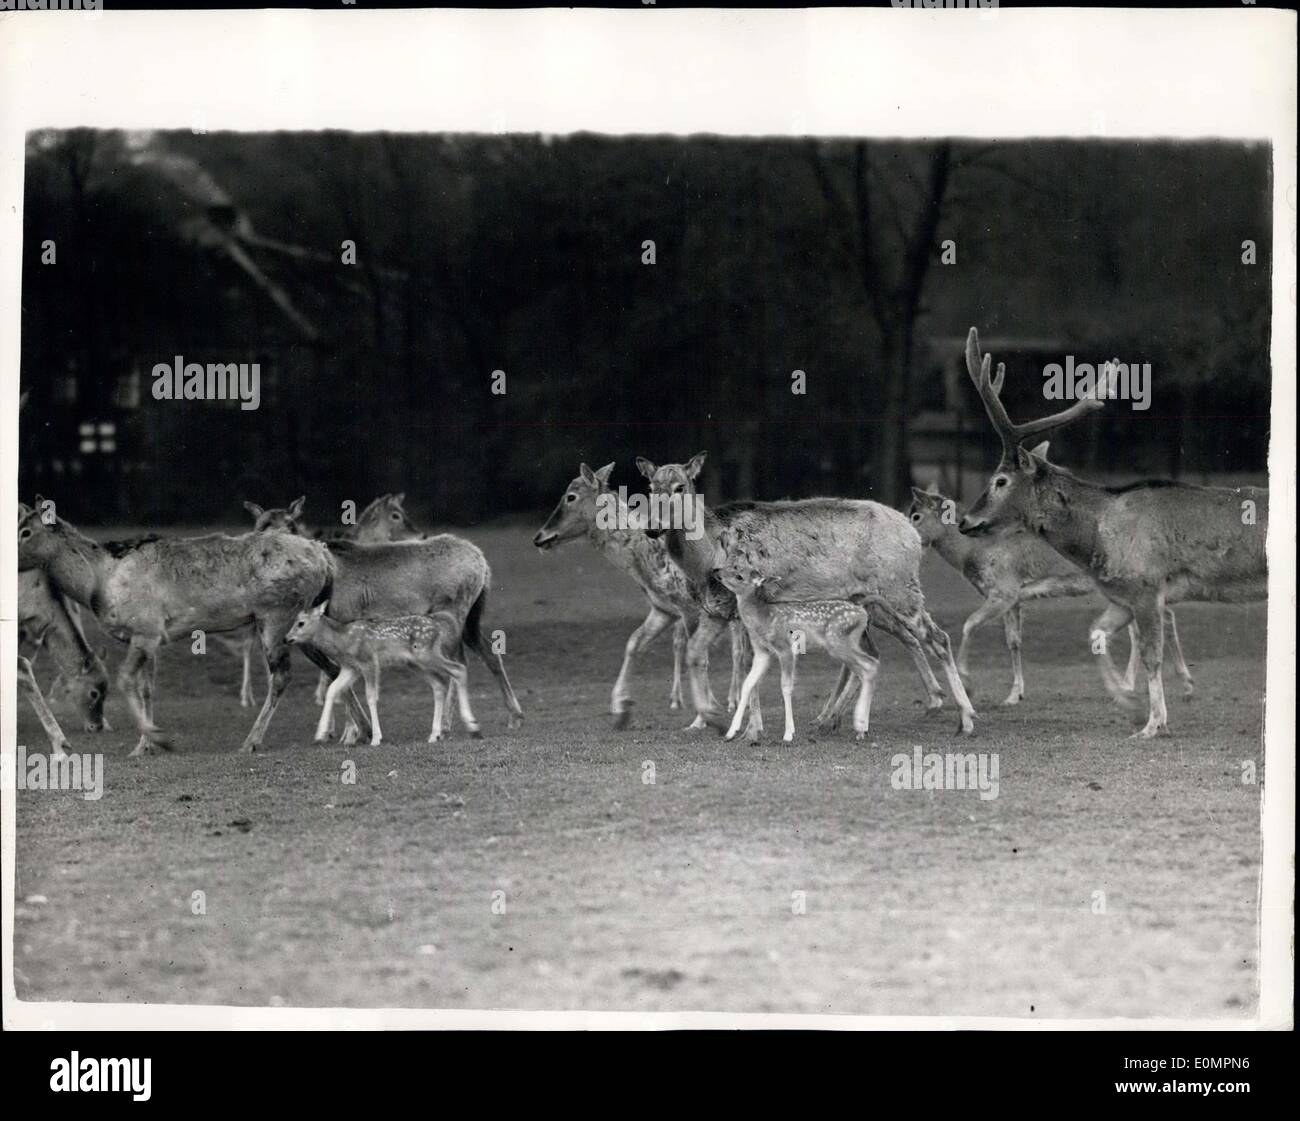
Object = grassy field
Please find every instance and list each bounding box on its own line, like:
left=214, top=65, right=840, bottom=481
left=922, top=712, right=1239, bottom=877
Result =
left=12, top=520, right=1266, bottom=1018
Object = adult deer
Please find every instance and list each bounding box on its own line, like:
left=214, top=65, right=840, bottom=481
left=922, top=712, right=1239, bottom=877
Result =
left=532, top=462, right=747, bottom=728
left=219, top=494, right=422, bottom=707
left=957, top=327, right=1267, bottom=737
left=640, top=454, right=977, bottom=736
left=251, top=498, right=524, bottom=735
left=17, top=498, right=338, bottom=755
left=906, top=478, right=1191, bottom=705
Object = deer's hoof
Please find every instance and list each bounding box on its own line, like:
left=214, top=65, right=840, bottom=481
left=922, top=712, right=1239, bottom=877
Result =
left=51, top=742, right=71, bottom=760
left=923, top=703, right=944, bottom=718
left=612, top=707, right=632, bottom=731
left=782, top=732, right=794, bottom=743
left=470, top=728, right=484, bottom=740
left=507, top=714, right=524, bottom=730
left=1001, top=693, right=1023, bottom=707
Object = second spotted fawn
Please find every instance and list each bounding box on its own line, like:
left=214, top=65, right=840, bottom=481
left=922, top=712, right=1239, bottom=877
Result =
left=286, top=604, right=479, bottom=745
left=717, top=558, right=882, bottom=743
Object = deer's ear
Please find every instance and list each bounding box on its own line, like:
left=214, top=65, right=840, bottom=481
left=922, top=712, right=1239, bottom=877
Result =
left=244, top=501, right=264, bottom=519
left=635, top=457, right=656, bottom=480
left=391, top=492, right=405, bottom=507
left=17, top=501, right=31, bottom=517
left=1016, top=446, right=1040, bottom=474
left=288, top=496, right=306, bottom=518
left=579, top=463, right=597, bottom=486
left=313, top=600, right=329, bottom=617
left=910, top=486, right=931, bottom=504
left=686, top=452, right=707, bottom=479
left=1027, top=441, right=1050, bottom=461
left=593, top=462, right=615, bottom=487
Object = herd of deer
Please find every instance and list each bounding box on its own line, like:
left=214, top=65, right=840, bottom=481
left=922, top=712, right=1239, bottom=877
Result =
left=16, top=328, right=1268, bottom=758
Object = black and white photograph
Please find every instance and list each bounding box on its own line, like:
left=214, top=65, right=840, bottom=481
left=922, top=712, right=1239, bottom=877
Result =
left=0, top=6, right=1294, bottom=1047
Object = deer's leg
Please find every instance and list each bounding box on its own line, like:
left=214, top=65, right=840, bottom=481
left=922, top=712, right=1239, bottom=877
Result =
left=363, top=661, right=382, bottom=746
left=726, top=647, right=770, bottom=741
left=611, top=605, right=677, bottom=729
left=317, top=667, right=357, bottom=742
left=686, top=614, right=732, bottom=731
left=446, top=660, right=480, bottom=738
left=240, top=624, right=293, bottom=752
left=297, top=642, right=373, bottom=743
left=427, top=674, right=448, bottom=742
left=1120, top=623, right=1140, bottom=692
left=315, top=670, right=329, bottom=705
left=18, top=655, right=70, bottom=758
left=816, top=666, right=853, bottom=733
left=905, top=608, right=977, bottom=735
left=1089, top=601, right=1136, bottom=706
left=1164, top=608, right=1194, bottom=698
left=1001, top=603, right=1025, bottom=706
left=873, top=612, right=945, bottom=714
left=669, top=619, right=688, bottom=709
left=239, top=636, right=255, bottom=708
left=956, top=597, right=1012, bottom=680
left=778, top=651, right=797, bottom=743
left=847, top=628, right=881, bottom=739
left=727, top=621, right=747, bottom=713
left=1131, top=601, right=1169, bottom=738
left=464, top=612, right=524, bottom=730
left=121, top=636, right=171, bottom=756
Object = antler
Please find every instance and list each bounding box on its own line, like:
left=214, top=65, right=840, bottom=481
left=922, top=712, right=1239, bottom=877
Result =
left=965, top=327, right=1104, bottom=461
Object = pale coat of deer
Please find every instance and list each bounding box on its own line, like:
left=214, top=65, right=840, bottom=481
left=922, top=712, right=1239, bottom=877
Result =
left=19, top=565, right=111, bottom=736
left=905, top=478, right=1191, bottom=705
left=251, top=499, right=524, bottom=738
left=17, top=498, right=336, bottom=754
left=639, top=453, right=977, bottom=736
left=286, top=604, right=479, bottom=745
left=957, top=327, right=1266, bottom=737
left=532, top=461, right=747, bottom=728
left=219, top=494, right=421, bottom=708
left=718, top=556, right=882, bottom=743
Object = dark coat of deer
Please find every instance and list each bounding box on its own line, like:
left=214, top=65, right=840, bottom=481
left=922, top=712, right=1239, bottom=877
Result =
left=957, top=327, right=1267, bottom=737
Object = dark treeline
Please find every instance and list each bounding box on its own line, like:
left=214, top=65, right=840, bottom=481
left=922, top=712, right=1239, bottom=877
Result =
left=19, top=130, right=1271, bottom=525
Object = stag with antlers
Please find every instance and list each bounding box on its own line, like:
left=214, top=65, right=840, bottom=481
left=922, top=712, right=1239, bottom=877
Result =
left=958, top=328, right=1267, bottom=737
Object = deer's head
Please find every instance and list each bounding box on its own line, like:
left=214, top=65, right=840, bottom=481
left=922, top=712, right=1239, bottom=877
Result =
left=355, top=493, right=422, bottom=542
left=286, top=601, right=329, bottom=645
left=63, top=649, right=110, bottom=732
left=17, top=497, right=65, bottom=570
left=904, top=482, right=958, bottom=546
left=534, top=462, right=615, bottom=550
left=960, top=443, right=1075, bottom=536
left=959, top=327, right=1103, bottom=537
left=246, top=497, right=306, bottom=535
left=637, top=452, right=706, bottom=539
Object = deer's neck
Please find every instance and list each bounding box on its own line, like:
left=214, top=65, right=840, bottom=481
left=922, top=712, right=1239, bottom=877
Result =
left=1030, top=476, right=1108, bottom=569
left=42, top=532, right=111, bottom=614
left=664, top=498, right=720, bottom=585
left=42, top=600, right=99, bottom=676
left=929, top=525, right=977, bottom=570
